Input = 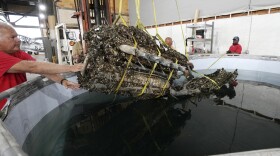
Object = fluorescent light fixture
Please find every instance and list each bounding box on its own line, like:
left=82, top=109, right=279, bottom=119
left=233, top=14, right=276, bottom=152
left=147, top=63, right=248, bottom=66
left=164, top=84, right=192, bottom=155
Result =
left=29, top=2, right=36, bottom=5
left=39, top=4, right=46, bottom=11
left=39, top=13, right=45, bottom=19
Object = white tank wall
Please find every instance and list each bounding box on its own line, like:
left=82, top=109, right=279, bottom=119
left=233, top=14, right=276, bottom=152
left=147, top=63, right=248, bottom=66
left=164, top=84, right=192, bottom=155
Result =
left=147, top=13, right=280, bottom=56
left=191, top=57, right=280, bottom=74
left=189, top=55, right=280, bottom=86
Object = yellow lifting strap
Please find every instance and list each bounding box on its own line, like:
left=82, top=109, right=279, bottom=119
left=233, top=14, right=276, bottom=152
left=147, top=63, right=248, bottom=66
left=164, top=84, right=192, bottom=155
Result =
left=137, top=49, right=161, bottom=96
left=138, top=0, right=167, bottom=96
left=136, top=0, right=172, bottom=97
left=114, top=55, right=133, bottom=93
left=207, top=53, right=227, bottom=69
left=134, top=0, right=150, bottom=32
left=115, top=38, right=138, bottom=94
left=152, top=0, right=178, bottom=97
left=135, top=0, right=141, bottom=27
left=114, top=0, right=138, bottom=94
left=113, top=0, right=126, bottom=26
left=152, top=0, right=158, bottom=33
left=191, top=70, right=220, bottom=89
left=173, top=0, right=222, bottom=89
left=174, top=0, right=188, bottom=59
left=157, top=59, right=178, bottom=98
left=193, top=53, right=227, bottom=88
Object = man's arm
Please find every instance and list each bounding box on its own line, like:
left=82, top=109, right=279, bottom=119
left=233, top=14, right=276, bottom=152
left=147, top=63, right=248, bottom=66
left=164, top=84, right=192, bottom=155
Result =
left=44, top=74, right=80, bottom=90
left=7, top=61, right=83, bottom=74
left=72, top=43, right=79, bottom=57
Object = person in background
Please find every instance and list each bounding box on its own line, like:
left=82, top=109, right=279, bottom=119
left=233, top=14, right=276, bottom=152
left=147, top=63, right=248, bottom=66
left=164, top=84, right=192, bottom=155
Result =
left=165, top=37, right=194, bottom=80
left=165, top=37, right=176, bottom=50
left=227, top=36, right=242, bottom=54
left=0, top=22, right=84, bottom=110
left=72, top=34, right=83, bottom=64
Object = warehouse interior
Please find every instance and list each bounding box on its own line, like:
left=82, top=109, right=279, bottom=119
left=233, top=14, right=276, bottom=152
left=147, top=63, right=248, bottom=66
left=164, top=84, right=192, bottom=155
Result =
left=0, top=0, right=280, bottom=156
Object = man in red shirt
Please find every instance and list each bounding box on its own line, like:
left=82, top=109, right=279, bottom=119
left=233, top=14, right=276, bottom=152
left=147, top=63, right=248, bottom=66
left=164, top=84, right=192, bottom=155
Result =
left=0, top=22, right=84, bottom=109
left=227, top=36, right=242, bottom=54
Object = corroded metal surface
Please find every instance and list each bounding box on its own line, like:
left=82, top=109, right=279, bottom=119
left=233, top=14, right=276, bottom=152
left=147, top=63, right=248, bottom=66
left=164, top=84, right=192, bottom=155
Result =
left=171, top=69, right=238, bottom=96
left=78, top=25, right=238, bottom=98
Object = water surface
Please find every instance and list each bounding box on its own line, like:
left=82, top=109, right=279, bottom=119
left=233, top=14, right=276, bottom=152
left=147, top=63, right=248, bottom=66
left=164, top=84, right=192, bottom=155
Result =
left=23, top=81, right=280, bottom=156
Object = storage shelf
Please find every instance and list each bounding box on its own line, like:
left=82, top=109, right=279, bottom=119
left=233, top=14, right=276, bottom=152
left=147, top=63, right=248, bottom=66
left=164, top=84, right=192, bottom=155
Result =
left=186, top=23, right=213, bottom=28
left=186, top=22, right=214, bottom=53
left=187, top=38, right=211, bottom=42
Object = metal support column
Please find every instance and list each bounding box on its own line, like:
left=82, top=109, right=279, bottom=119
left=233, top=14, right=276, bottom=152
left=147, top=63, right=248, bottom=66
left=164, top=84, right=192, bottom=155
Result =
left=93, top=0, right=102, bottom=25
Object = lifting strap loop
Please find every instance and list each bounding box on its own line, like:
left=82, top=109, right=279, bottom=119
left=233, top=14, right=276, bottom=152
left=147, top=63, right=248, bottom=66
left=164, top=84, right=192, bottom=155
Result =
left=114, top=0, right=137, bottom=94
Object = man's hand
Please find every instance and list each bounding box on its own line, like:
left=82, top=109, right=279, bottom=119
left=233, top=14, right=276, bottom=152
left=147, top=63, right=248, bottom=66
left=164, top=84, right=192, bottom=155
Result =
left=62, top=79, right=80, bottom=90
left=187, top=61, right=194, bottom=70
left=184, top=70, right=190, bottom=77
left=70, top=63, right=84, bottom=72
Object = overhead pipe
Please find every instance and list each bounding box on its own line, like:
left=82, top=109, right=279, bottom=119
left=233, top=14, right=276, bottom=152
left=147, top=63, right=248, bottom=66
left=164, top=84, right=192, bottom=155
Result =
left=93, top=0, right=102, bottom=25
left=104, top=0, right=111, bottom=25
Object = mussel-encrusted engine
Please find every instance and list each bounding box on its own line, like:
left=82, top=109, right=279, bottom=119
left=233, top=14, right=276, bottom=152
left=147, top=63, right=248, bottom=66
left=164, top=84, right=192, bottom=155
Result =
left=78, top=25, right=238, bottom=98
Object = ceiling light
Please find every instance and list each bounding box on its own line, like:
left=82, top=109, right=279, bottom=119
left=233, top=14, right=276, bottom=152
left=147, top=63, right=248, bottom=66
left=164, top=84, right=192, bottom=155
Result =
left=39, top=13, right=45, bottom=19
left=39, top=4, right=46, bottom=11
left=29, top=2, right=36, bottom=5
left=40, top=24, right=44, bottom=28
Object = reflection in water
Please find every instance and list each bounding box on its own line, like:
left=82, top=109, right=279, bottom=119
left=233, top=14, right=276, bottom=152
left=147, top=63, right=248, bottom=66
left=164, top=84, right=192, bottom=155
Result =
left=63, top=98, right=191, bottom=156
left=23, top=82, right=280, bottom=156
left=214, top=85, right=236, bottom=99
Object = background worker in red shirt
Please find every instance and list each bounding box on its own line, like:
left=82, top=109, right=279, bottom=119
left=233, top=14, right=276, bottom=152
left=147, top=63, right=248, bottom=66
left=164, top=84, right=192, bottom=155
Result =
left=0, top=22, right=84, bottom=110
left=227, top=36, right=242, bottom=54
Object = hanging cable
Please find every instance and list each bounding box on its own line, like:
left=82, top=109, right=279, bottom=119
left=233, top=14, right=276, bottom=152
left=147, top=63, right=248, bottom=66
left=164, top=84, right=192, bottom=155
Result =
left=207, top=53, right=227, bottom=69
left=173, top=0, right=222, bottom=89
left=138, top=0, right=162, bottom=96
left=174, top=0, right=188, bottom=58
left=229, top=83, right=245, bottom=152
left=246, top=0, right=253, bottom=53
left=114, top=0, right=137, bottom=94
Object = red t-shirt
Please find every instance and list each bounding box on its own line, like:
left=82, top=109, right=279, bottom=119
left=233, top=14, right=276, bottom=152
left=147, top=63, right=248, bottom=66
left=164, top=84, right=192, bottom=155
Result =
left=229, top=44, right=242, bottom=54
left=0, top=51, right=35, bottom=109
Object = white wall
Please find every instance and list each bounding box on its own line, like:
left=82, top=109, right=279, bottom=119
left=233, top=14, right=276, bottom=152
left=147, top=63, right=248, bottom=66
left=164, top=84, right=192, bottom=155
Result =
left=147, top=13, right=280, bottom=56
left=57, top=8, right=77, bottom=25
left=129, top=0, right=280, bottom=26
left=213, top=13, right=280, bottom=55
left=147, top=25, right=188, bottom=55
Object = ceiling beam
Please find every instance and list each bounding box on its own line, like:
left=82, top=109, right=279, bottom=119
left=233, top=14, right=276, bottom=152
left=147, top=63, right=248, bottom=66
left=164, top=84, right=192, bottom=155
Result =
left=4, top=4, right=38, bottom=16
left=6, top=0, right=38, bottom=5
left=12, top=24, right=40, bottom=29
